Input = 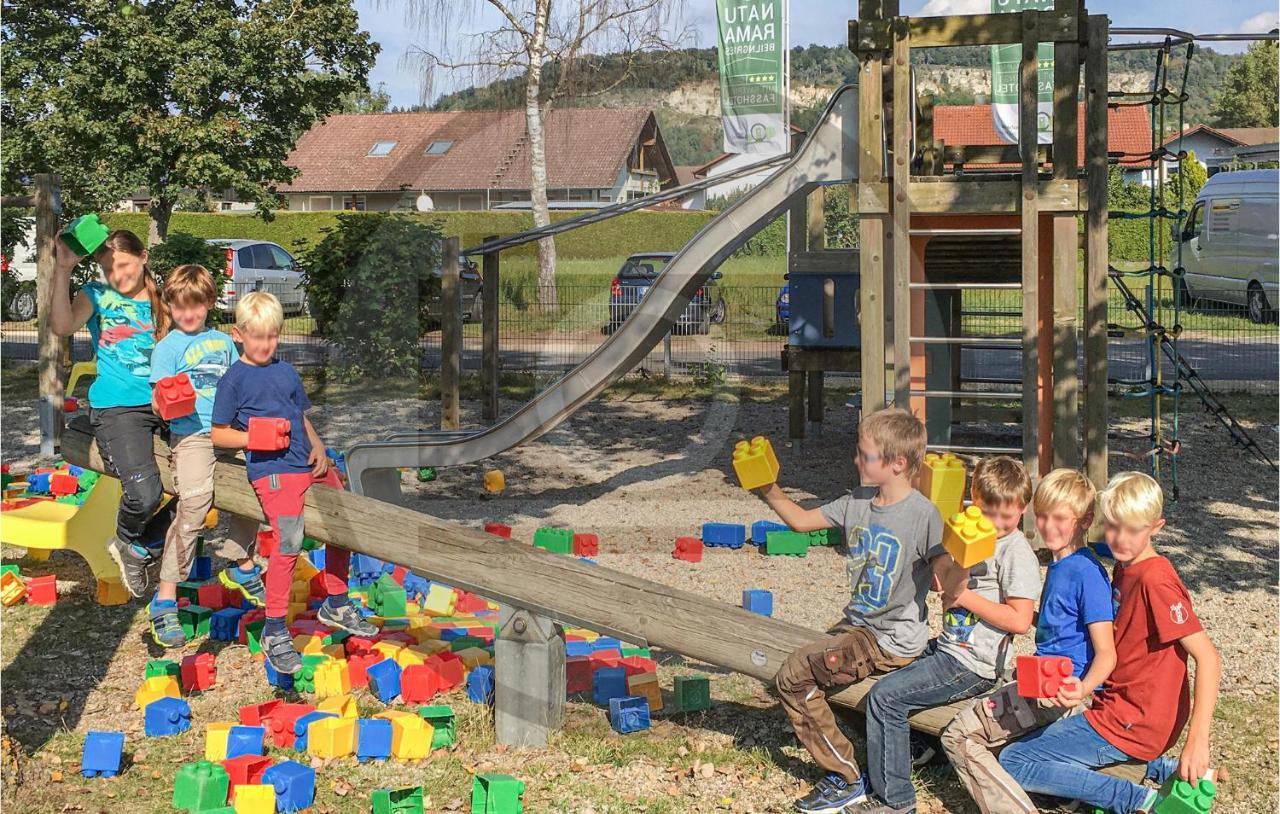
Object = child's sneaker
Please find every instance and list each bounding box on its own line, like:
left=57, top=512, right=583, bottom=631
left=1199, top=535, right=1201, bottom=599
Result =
left=219, top=564, right=266, bottom=607
left=148, top=599, right=186, bottom=648
left=843, top=797, right=915, bottom=814
left=794, top=773, right=868, bottom=813
left=107, top=537, right=151, bottom=597
left=317, top=597, right=378, bottom=637
left=261, top=627, right=302, bottom=675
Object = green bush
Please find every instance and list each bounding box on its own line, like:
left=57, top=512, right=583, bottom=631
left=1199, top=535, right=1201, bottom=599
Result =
left=146, top=231, right=231, bottom=290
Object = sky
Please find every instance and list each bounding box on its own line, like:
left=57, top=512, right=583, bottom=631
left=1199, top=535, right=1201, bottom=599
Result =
left=355, top=0, right=1279, bottom=109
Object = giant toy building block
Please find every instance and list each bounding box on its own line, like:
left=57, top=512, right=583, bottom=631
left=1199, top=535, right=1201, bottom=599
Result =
left=222, top=754, right=271, bottom=791
left=385, top=713, right=433, bottom=760
left=372, top=786, right=425, bottom=814
left=627, top=672, right=663, bottom=712
left=701, top=522, right=746, bottom=549
left=742, top=589, right=773, bottom=616
left=609, top=696, right=651, bottom=734
left=81, top=731, right=124, bottom=777
left=180, top=652, right=217, bottom=692
left=674, top=674, right=711, bottom=712
left=261, top=760, right=315, bottom=812
left=484, top=522, right=512, bottom=538
left=155, top=374, right=197, bottom=421
left=592, top=667, right=628, bottom=705
left=179, top=604, right=213, bottom=639
left=367, top=659, right=403, bottom=704
left=417, top=705, right=456, bottom=748
left=292, top=712, right=336, bottom=753
left=1154, top=776, right=1217, bottom=814
left=572, top=532, right=599, bottom=557
left=732, top=436, right=780, bottom=490
left=467, top=664, right=495, bottom=704
left=172, top=760, right=231, bottom=812
left=483, top=470, right=505, bottom=494
left=672, top=536, right=702, bottom=563
left=306, top=716, right=356, bottom=759
left=533, top=527, right=573, bottom=554
left=205, top=722, right=234, bottom=761
left=225, top=725, right=265, bottom=760
left=135, top=675, right=181, bottom=709
left=239, top=700, right=282, bottom=726
left=0, top=571, right=26, bottom=606
left=920, top=452, right=967, bottom=519
left=26, top=574, right=56, bottom=605
left=144, top=697, right=191, bottom=737
left=472, top=774, right=525, bottom=814
left=943, top=506, right=998, bottom=568
left=230, top=782, right=275, bottom=814
left=356, top=718, right=394, bottom=762
left=764, top=530, right=810, bottom=557
left=262, top=703, right=315, bottom=749
left=1015, top=655, right=1074, bottom=699
left=60, top=214, right=110, bottom=256
left=566, top=656, right=592, bottom=694
left=402, top=664, right=441, bottom=703
left=245, top=417, right=290, bottom=451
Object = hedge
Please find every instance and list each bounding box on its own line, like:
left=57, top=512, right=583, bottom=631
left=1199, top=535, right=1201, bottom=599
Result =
left=1107, top=212, right=1169, bottom=264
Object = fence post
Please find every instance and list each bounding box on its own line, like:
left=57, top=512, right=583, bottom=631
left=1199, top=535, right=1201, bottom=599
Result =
left=440, top=237, right=461, bottom=431
left=481, top=238, right=500, bottom=423
left=35, top=173, right=62, bottom=456
left=663, top=330, right=672, bottom=382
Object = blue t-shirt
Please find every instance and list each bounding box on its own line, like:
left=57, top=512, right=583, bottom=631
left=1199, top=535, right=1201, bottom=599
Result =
left=83, top=281, right=156, bottom=408
left=149, top=328, right=239, bottom=437
left=210, top=359, right=313, bottom=482
left=1034, top=547, right=1114, bottom=678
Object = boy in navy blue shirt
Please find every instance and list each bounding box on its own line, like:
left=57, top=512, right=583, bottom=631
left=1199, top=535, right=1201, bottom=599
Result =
left=211, top=292, right=375, bottom=674
left=940, top=468, right=1116, bottom=814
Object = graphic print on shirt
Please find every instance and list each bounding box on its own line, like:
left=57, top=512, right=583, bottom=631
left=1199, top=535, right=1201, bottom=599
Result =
left=941, top=561, right=987, bottom=646
left=96, top=287, right=155, bottom=378
left=182, top=338, right=235, bottom=396
left=847, top=523, right=902, bottom=613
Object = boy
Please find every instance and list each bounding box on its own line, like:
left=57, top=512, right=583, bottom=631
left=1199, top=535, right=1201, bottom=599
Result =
left=755, top=408, right=949, bottom=813
left=941, top=468, right=1116, bottom=814
left=211, top=292, right=376, bottom=674
left=855, top=457, right=1042, bottom=814
left=146, top=264, right=265, bottom=646
left=999, top=471, right=1221, bottom=813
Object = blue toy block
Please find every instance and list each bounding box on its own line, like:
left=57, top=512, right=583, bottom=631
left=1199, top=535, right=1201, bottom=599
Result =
left=264, top=659, right=294, bottom=690
left=189, top=555, right=212, bottom=581
left=592, top=667, right=628, bottom=705
left=293, top=711, right=336, bottom=753
left=351, top=553, right=382, bottom=580
left=324, top=447, right=346, bottom=475
left=81, top=731, right=124, bottom=777
left=702, top=522, right=746, bottom=549
left=308, top=547, right=326, bottom=571
left=609, top=696, right=651, bottom=734
left=751, top=520, right=788, bottom=545
left=467, top=665, right=495, bottom=705
left=262, top=759, right=316, bottom=812
left=356, top=718, right=394, bottom=762
left=65, top=464, right=84, bottom=477
left=742, top=589, right=773, bottom=617
left=225, top=725, right=266, bottom=759
left=367, top=659, right=403, bottom=704
left=210, top=607, right=247, bottom=642
left=578, top=557, right=597, bottom=564
left=565, top=640, right=593, bottom=657
left=592, top=637, right=621, bottom=652
left=143, top=697, right=191, bottom=737
left=403, top=574, right=429, bottom=600
left=439, top=628, right=467, bottom=642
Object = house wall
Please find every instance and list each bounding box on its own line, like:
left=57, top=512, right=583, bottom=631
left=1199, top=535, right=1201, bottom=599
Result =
left=286, top=188, right=610, bottom=211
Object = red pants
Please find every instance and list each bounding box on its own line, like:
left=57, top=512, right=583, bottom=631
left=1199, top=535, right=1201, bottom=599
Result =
left=251, top=469, right=350, bottom=617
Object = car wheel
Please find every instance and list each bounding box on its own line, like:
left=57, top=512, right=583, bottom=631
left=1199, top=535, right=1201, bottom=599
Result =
left=1173, top=276, right=1199, bottom=310
left=696, top=309, right=712, bottom=335
left=710, top=298, right=727, bottom=324
left=1247, top=283, right=1272, bottom=324
left=6, top=284, right=36, bottom=322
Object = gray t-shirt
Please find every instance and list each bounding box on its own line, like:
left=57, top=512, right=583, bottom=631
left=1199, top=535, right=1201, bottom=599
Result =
left=938, top=528, right=1042, bottom=679
left=821, top=488, right=944, bottom=659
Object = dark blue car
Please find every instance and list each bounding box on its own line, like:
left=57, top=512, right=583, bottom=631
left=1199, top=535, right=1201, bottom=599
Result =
left=774, top=281, right=790, bottom=334
left=604, top=253, right=725, bottom=335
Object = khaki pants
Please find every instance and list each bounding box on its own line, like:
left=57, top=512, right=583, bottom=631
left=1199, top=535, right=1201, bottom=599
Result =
left=160, top=433, right=260, bottom=584
left=940, top=681, right=1083, bottom=814
left=775, top=621, right=914, bottom=784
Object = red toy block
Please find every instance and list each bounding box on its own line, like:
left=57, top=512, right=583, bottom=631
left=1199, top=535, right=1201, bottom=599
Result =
left=620, top=656, right=658, bottom=677
left=673, top=536, right=703, bottom=563
left=345, top=635, right=377, bottom=657
left=566, top=656, right=593, bottom=694
left=425, top=654, right=465, bottom=692
left=378, top=631, right=416, bottom=647
left=572, top=533, right=599, bottom=557
left=401, top=664, right=441, bottom=703
left=238, top=610, right=266, bottom=645
left=197, top=582, right=227, bottom=611
left=155, top=373, right=197, bottom=421
left=239, top=700, right=283, bottom=726
left=25, top=574, right=56, bottom=605
left=347, top=652, right=383, bottom=689
left=484, top=522, right=512, bottom=538
left=262, top=703, right=315, bottom=749
left=222, top=754, right=270, bottom=791
left=589, top=649, right=623, bottom=670
left=308, top=572, right=329, bottom=600
left=64, top=397, right=78, bottom=413
left=465, top=626, right=495, bottom=643
left=455, top=591, right=489, bottom=614
left=255, top=528, right=277, bottom=558
left=50, top=473, right=79, bottom=496
left=1016, top=655, right=1074, bottom=698
left=180, top=652, right=217, bottom=692
left=245, top=417, right=290, bottom=451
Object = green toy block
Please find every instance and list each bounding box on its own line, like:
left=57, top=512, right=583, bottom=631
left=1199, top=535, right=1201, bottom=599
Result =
left=177, top=581, right=204, bottom=602
left=324, top=629, right=350, bottom=646
left=178, top=604, right=212, bottom=639
left=533, top=527, right=573, bottom=555
left=808, top=528, right=839, bottom=546
left=294, top=654, right=328, bottom=693
left=59, top=214, right=110, bottom=257
left=371, top=574, right=407, bottom=617
left=620, top=646, right=651, bottom=658
left=245, top=619, right=266, bottom=655
left=371, top=786, right=425, bottom=814
left=416, top=466, right=437, bottom=483
left=1154, top=777, right=1216, bottom=814
left=1, top=473, right=12, bottom=489
left=471, top=774, right=525, bottom=814
left=0, top=564, right=17, bottom=580
left=674, top=674, right=711, bottom=712
left=55, top=494, right=83, bottom=505
left=145, top=658, right=180, bottom=680
left=381, top=618, right=409, bottom=631
left=448, top=636, right=486, bottom=652
left=764, top=530, right=809, bottom=557
left=417, top=704, right=456, bottom=748
left=301, top=535, right=320, bottom=551
left=171, top=759, right=230, bottom=812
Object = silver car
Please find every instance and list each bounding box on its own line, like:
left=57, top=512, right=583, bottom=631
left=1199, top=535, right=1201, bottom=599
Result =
left=206, top=239, right=307, bottom=316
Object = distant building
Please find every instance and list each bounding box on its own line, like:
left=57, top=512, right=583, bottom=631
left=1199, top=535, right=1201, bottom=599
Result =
left=1153, top=124, right=1280, bottom=182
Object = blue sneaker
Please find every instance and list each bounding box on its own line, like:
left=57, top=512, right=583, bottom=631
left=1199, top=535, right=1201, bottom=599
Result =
left=219, top=564, right=266, bottom=608
left=148, top=599, right=186, bottom=648
left=794, top=773, right=868, bottom=813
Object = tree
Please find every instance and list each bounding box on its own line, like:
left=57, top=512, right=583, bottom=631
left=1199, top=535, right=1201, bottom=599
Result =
left=1164, top=149, right=1208, bottom=214
left=396, top=0, right=688, bottom=310
left=1211, top=40, right=1279, bottom=128
left=340, top=82, right=393, bottom=114
left=2, top=0, right=377, bottom=244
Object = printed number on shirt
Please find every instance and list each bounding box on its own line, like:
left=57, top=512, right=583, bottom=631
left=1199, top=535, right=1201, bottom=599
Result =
left=850, top=525, right=901, bottom=611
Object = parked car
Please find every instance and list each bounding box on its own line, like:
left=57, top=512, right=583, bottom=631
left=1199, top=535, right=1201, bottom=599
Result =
left=425, top=256, right=484, bottom=328
left=1175, top=169, right=1279, bottom=324
left=604, top=252, right=726, bottom=335
left=3, top=225, right=38, bottom=322
left=206, top=239, right=307, bottom=317
left=773, top=280, right=790, bottom=334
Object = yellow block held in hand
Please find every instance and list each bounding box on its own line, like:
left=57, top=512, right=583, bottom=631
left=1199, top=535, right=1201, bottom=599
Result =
left=920, top=452, right=967, bottom=520
left=732, top=436, right=779, bottom=491
left=943, top=506, right=997, bottom=568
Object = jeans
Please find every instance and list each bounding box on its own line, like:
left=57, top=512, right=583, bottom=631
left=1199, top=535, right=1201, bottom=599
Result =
left=90, top=405, right=166, bottom=545
left=865, top=641, right=998, bottom=807
left=998, top=713, right=1178, bottom=814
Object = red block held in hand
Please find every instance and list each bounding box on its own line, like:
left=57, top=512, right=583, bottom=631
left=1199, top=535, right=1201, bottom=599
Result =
left=673, top=536, right=702, bottom=563
left=155, top=374, right=197, bottom=421
left=1016, top=655, right=1073, bottom=698
left=246, top=417, right=290, bottom=451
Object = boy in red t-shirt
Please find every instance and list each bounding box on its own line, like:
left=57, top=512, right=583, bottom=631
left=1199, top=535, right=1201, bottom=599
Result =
left=997, top=472, right=1221, bottom=813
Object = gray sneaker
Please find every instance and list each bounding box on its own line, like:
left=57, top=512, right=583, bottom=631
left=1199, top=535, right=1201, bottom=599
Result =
left=317, top=599, right=379, bottom=637
left=261, top=628, right=303, bottom=675
left=106, top=537, right=150, bottom=598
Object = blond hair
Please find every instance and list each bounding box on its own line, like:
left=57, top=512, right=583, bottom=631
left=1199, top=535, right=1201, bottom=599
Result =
left=1033, top=468, right=1098, bottom=518
left=971, top=456, right=1033, bottom=507
left=860, top=408, right=927, bottom=477
left=163, top=264, right=218, bottom=309
left=1098, top=471, right=1164, bottom=527
left=235, top=291, right=284, bottom=334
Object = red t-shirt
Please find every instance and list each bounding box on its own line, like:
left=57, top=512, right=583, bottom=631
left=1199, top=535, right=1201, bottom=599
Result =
left=1085, top=555, right=1202, bottom=760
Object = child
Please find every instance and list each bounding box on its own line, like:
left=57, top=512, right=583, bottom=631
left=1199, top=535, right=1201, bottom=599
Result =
left=146, top=264, right=265, bottom=646
left=999, top=471, right=1221, bottom=813
left=49, top=230, right=170, bottom=598
left=941, top=468, right=1116, bottom=814
left=755, top=408, right=949, bottom=814
left=853, top=457, right=1042, bottom=814
left=210, top=292, right=375, bottom=673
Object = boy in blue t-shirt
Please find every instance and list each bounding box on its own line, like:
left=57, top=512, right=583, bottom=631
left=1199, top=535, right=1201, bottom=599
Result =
left=146, top=265, right=264, bottom=647
left=940, top=468, right=1116, bottom=814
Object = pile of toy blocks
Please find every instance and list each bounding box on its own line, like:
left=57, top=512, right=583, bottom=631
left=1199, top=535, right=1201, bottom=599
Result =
left=1, top=461, right=101, bottom=511
left=0, top=563, right=56, bottom=607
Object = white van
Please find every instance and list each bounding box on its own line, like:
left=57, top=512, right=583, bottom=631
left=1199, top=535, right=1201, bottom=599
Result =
left=1176, top=169, right=1279, bottom=324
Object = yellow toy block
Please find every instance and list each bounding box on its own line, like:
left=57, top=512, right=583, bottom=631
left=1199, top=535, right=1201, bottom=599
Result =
left=314, top=660, right=351, bottom=699
left=320, top=643, right=344, bottom=661
left=0, top=571, right=26, bottom=606
left=317, top=693, right=357, bottom=719
left=387, top=714, right=433, bottom=760
left=456, top=647, right=492, bottom=669
left=288, top=583, right=309, bottom=603
left=95, top=578, right=129, bottom=605
left=285, top=601, right=306, bottom=623
left=203, top=508, right=220, bottom=529
left=134, top=675, right=180, bottom=710
left=372, top=641, right=404, bottom=662
left=921, top=453, right=967, bottom=519
left=293, top=557, right=319, bottom=582
left=232, top=783, right=276, bottom=814
left=396, top=645, right=436, bottom=668
left=564, top=627, right=598, bottom=642
left=943, top=506, right=997, bottom=568
left=732, top=436, right=780, bottom=490
left=376, top=709, right=415, bottom=722
left=294, top=634, right=325, bottom=655
left=205, top=721, right=235, bottom=761
left=306, top=716, right=356, bottom=758
left=423, top=584, right=456, bottom=617
left=627, top=672, right=663, bottom=712
left=483, top=469, right=505, bottom=494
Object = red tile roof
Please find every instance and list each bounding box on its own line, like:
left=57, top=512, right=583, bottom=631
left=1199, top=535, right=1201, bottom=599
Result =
left=934, top=103, right=1152, bottom=167
left=278, top=107, right=663, bottom=193
left=1161, top=124, right=1280, bottom=148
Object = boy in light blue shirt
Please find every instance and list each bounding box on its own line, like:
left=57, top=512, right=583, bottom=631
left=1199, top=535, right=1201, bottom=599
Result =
left=146, top=264, right=264, bottom=647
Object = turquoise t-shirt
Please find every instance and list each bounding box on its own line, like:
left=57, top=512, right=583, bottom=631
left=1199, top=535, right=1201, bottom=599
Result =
left=83, top=281, right=156, bottom=408
left=148, top=327, right=240, bottom=437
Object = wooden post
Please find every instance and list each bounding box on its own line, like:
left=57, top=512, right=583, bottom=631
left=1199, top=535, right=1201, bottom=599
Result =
left=34, top=173, right=62, bottom=456
left=807, top=369, right=824, bottom=426
left=891, top=16, right=912, bottom=410
left=806, top=187, right=825, bottom=250
left=481, top=239, right=500, bottom=423
left=1051, top=0, right=1082, bottom=469
left=440, top=236, right=461, bottom=431
left=1083, top=14, right=1110, bottom=491
left=789, top=370, right=806, bottom=439
left=857, top=0, right=888, bottom=416
left=1019, top=11, right=1041, bottom=477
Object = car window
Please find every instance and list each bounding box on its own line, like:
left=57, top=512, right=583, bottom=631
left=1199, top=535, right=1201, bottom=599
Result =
left=619, top=257, right=669, bottom=279
left=237, top=246, right=255, bottom=269
left=1185, top=202, right=1204, bottom=240
left=268, top=245, right=294, bottom=270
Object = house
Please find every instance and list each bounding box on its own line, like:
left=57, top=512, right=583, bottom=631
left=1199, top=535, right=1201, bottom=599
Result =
left=276, top=107, right=678, bottom=211
left=688, top=124, right=809, bottom=204
left=1153, top=124, right=1280, bottom=181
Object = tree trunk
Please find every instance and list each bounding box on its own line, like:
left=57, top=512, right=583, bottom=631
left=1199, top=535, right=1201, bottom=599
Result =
left=526, top=0, right=557, bottom=312
left=148, top=196, right=174, bottom=246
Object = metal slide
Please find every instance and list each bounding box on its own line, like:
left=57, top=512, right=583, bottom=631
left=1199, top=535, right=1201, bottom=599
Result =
left=346, top=85, right=860, bottom=502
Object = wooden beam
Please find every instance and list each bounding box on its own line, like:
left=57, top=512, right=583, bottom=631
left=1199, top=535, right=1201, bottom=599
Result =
left=1051, top=2, right=1082, bottom=469
left=789, top=370, right=806, bottom=440
left=806, top=187, right=825, bottom=250
left=891, top=16, right=912, bottom=409
left=481, top=240, right=500, bottom=423
left=1020, top=12, right=1040, bottom=478
left=942, top=144, right=1050, bottom=165
left=857, top=3, right=887, bottom=416
left=907, top=178, right=1081, bottom=213
left=906, top=10, right=1079, bottom=48
left=1083, top=14, right=1110, bottom=492
left=35, top=173, right=62, bottom=456
left=1, top=195, right=34, bottom=208
left=440, top=236, right=461, bottom=431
